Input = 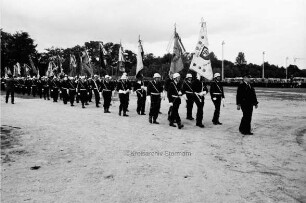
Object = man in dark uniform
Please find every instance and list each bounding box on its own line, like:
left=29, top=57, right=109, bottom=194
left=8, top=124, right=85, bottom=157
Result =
left=91, top=75, right=101, bottom=107
left=100, top=75, right=113, bottom=113
left=37, top=76, right=43, bottom=98
left=25, top=76, right=32, bottom=95
left=181, top=73, right=195, bottom=120
left=5, top=74, right=15, bottom=104
left=210, top=73, right=225, bottom=125
left=67, top=77, right=77, bottom=106
left=60, top=75, right=69, bottom=104
left=42, top=76, right=50, bottom=100
left=168, top=73, right=184, bottom=129
left=236, top=74, right=259, bottom=135
left=192, top=75, right=208, bottom=128
left=117, top=75, right=131, bottom=116
left=31, top=76, right=38, bottom=97
left=50, top=76, right=60, bottom=102
left=77, top=76, right=88, bottom=108
left=164, top=74, right=173, bottom=122
left=87, top=77, right=93, bottom=103
left=134, top=77, right=147, bottom=115
left=147, top=73, right=163, bottom=124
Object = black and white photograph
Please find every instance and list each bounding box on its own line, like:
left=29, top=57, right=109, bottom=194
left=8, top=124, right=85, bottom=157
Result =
left=1, top=0, right=306, bottom=202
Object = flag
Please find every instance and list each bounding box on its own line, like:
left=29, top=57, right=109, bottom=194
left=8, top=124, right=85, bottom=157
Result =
left=99, top=42, right=107, bottom=70
left=69, top=54, right=77, bottom=76
left=29, top=56, right=38, bottom=74
left=169, top=29, right=185, bottom=74
left=24, top=64, right=31, bottom=76
left=46, top=61, right=56, bottom=77
left=136, top=36, right=144, bottom=78
left=81, top=50, right=93, bottom=76
left=189, top=21, right=213, bottom=80
left=118, top=43, right=125, bottom=72
left=57, top=55, right=64, bottom=73
left=4, top=67, right=11, bottom=77
left=16, top=62, right=21, bottom=76
left=13, top=64, right=18, bottom=77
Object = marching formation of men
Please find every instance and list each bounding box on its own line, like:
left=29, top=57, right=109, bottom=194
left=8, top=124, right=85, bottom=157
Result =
left=2, top=71, right=258, bottom=134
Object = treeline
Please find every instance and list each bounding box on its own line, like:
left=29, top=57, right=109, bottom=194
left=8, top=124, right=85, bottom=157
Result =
left=1, top=29, right=306, bottom=79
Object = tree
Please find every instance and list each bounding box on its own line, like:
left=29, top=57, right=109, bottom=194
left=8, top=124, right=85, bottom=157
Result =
left=1, top=29, right=37, bottom=76
left=235, top=52, right=247, bottom=66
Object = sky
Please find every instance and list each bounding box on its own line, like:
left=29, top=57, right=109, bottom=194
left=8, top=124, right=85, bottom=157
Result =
left=1, top=0, right=306, bottom=69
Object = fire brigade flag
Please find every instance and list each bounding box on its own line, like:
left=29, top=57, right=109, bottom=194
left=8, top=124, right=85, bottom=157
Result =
left=189, top=21, right=213, bottom=80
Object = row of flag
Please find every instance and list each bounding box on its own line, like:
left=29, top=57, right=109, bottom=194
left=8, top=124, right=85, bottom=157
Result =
left=6, top=19, right=213, bottom=80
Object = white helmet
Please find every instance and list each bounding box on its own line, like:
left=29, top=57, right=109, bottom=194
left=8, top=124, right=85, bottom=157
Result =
left=214, top=73, right=221, bottom=78
left=121, top=75, right=127, bottom=80
left=105, top=75, right=110, bottom=78
left=122, top=72, right=127, bottom=76
left=186, top=73, right=192, bottom=78
left=173, top=73, right=180, bottom=79
left=153, top=73, right=161, bottom=78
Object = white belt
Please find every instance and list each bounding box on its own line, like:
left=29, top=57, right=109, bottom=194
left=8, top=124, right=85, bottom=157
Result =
left=80, top=89, right=86, bottom=90
left=185, top=91, right=193, bottom=94
left=103, top=89, right=111, bottom=91
left=172, top=95, right=180, bottom=98
left=151, top=92, right=160, bottom=95
left=213, top=93, right=222, bottom=95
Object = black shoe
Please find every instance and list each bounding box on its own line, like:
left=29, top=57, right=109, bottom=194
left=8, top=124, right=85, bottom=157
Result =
left=137, top=111, right=140, bottom=115
left=11, top=102, right=15, bottom=104
left=178, top=124, right=184, bottom=129
left=243, top=132, right=253, bottom=135
left=82, top=106, right=85, bottom=108
left=119, top=112, right=121, bottom=116
left=96, top=105, right=100, bottom=108
left=216, top=121, right=222, bottom=125
left=153, top=121, right=159, bottom=124
left=169, top=123, right=176, bottom=127
left=149, top=116, right=152, bottom=123
left=71, top=104, right=74, bottom=106
left=196, top=123, right=205, bottom=128
left=186, top=117, right=194, bottom=120
left=213, top=122, right=218, bottom=125
left=141, top=113, right=146, bottom=115
left=126, top=109, right=129, bottom=112
left=123, top=114, right=129, bottom=117
left=104, top=109, right=107, bottom=113
left=85, top=103, right=89, bottom=105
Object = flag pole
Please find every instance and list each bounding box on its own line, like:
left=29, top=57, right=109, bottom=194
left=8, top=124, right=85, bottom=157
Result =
left=222, top=41, right=225, bottom=80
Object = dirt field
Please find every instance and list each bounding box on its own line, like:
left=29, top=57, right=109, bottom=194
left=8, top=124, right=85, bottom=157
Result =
left=1, top=87, right=306, bottom=203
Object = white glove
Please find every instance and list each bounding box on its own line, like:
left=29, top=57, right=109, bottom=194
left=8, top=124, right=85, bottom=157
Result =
left=118, top=90, right=124, bottom=94
left=169, top=102, right=173, bottom=106
left=182, top=94, right=187, bottom=100
left=222, top=98, right=225, bottom=107
left=212, top=97, right=217, bottom=101
left=178, top=91, right=183, bottom=96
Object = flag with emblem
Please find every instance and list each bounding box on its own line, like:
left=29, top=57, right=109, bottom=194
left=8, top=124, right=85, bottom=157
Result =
left=136, top=36, right=144, bottom=78
left=189, top=21, right=213, bottom=80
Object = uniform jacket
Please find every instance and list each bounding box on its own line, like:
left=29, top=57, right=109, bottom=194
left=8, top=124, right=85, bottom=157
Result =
left=236, top=82, right=258, bottom=106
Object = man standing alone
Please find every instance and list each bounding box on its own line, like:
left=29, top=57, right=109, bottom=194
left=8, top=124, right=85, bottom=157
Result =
left=236, top=74, right=258, bottom=135
left=5, top=74, right=15, bottom=104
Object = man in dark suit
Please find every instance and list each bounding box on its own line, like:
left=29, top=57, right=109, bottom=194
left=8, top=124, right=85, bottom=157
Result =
left=236, top=74, right=259, bottom=135
left=5, top=74, right=15, bottom=104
